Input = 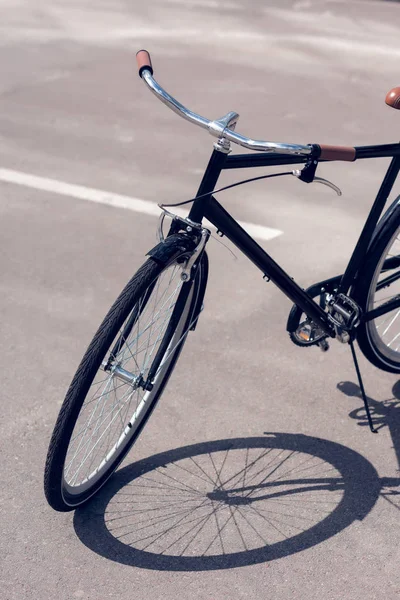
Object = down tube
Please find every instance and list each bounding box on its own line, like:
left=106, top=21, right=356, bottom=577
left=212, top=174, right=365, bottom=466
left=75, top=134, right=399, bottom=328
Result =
left=204, top=197, right=334, bottom=335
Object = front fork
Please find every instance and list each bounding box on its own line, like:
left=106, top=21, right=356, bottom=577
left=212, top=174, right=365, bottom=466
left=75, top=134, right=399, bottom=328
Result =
left=104, top=212, right=210, bottom=392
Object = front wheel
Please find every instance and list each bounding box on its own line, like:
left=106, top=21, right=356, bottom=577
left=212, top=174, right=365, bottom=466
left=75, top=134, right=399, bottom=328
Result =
left=354, top=206, right=400, bottom=373
left=44, top=238, right=208, bottom=511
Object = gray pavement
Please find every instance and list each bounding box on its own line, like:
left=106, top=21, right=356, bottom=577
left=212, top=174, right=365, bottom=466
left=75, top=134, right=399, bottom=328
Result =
left=1, top=1, right=400, bottom=598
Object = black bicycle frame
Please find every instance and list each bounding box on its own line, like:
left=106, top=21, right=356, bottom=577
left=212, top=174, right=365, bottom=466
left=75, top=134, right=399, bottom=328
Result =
left=186, top=143, right=400, bottom=337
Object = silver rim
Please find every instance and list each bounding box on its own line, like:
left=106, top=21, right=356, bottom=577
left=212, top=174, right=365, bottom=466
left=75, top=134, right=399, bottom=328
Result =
left=366, top=224, right=400, bottom=365
left=63, top=261, right=196, bottom=495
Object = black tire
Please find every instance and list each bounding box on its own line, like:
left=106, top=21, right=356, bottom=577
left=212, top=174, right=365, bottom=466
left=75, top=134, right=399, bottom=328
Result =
left=44, top=239, right=208, bottom=511
left=354, top=208, right=400, bottom=373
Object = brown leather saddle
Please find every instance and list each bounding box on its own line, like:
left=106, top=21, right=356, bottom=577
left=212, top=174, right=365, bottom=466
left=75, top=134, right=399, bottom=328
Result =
left=386, top=87, right=400, bottom=110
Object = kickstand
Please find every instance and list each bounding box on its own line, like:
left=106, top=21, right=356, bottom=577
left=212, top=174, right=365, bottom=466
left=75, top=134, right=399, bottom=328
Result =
left=349, top=338, right=378, bottom=433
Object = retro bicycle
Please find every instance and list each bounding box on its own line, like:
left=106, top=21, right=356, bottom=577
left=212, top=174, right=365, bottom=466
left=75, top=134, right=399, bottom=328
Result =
left=44, top=50, right=400, bottom=511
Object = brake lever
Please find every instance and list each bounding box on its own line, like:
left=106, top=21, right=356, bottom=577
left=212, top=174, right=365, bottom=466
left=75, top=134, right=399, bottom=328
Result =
left=292, top=170, right=342, bottom=196
left=313, top=176, right=342, bottom=196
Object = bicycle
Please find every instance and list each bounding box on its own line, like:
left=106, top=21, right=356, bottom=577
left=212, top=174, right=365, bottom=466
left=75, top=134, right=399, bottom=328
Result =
left=44, top=50, right=400, bottom=512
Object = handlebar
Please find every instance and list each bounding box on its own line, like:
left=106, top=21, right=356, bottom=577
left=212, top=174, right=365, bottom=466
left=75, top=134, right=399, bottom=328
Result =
left=136, top=50, right=356, bottom=162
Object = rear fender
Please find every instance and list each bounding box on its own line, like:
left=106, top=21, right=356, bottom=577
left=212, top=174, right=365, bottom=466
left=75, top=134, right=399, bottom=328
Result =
left=354, top=194, right=400, bottom=282
left=286, top=195, right=400, bottom=332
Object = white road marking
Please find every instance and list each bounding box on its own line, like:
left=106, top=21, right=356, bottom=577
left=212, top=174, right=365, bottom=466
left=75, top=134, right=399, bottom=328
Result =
left=0, top=168, right=282, bottom=241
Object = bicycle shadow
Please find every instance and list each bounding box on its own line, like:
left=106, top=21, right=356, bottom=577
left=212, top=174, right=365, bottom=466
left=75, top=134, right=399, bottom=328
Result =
left=337, top=380, right=400, bottom=511
left=73, top=432, right=381, bottom=571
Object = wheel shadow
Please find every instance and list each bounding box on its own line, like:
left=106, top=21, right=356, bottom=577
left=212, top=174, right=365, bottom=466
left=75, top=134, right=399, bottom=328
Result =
left=337, top=380, right=400, bottom=511
left=73, top=432, right=381, bottom=571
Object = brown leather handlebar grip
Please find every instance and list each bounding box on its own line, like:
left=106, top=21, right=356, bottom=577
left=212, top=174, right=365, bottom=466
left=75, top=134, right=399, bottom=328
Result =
left=319, top=144, right=356, bottom=162
left=136, top=50, right=153, bottom=78
left=385, top=87, right=400, bottom=110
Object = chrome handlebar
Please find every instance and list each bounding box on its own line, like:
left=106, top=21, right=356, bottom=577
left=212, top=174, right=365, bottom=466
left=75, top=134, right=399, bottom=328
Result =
left=142, top=69, right=210, bottom=131
left=140, top=68, right=312, bottom=157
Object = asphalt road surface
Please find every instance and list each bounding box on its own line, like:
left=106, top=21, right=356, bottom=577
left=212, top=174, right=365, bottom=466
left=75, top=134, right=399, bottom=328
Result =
left=2, top=1, right=400, bottom=598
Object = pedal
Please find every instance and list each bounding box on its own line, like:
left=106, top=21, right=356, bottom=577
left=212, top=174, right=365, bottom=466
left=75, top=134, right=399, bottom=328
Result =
left=327, top=293, right=361, bottom=343
left=290, top=319, right=328, bottom=348
left=298, top=323, right=313, bottom=342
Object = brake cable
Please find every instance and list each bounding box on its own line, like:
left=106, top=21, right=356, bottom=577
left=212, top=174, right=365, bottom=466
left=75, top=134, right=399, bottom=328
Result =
left=159, top=171, right=293, bottom=208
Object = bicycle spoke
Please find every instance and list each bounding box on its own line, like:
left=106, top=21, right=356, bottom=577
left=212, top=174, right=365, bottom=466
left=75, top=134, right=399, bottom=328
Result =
left=63, top=257, right=198, bottom=492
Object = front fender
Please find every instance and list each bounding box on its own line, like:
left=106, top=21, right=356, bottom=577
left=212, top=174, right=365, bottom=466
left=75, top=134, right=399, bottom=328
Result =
left=146, top=234, right=196, bottom=266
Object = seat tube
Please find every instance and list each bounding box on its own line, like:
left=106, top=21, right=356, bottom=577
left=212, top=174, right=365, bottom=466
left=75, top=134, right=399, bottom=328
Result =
left=188, top=148, right=228, bottom=223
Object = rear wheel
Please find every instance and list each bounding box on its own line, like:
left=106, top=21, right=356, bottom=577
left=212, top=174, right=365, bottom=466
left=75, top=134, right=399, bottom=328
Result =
left=44, top=239, right=208, bottom=511
left=355, top=212, right=400, bottom=373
